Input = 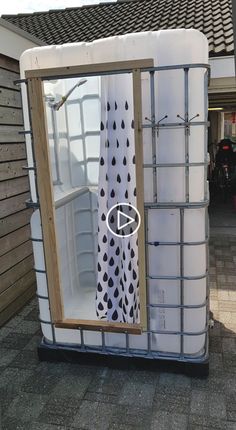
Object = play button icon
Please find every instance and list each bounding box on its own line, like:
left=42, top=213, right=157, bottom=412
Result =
left=106, top=203, right=141, bottom=238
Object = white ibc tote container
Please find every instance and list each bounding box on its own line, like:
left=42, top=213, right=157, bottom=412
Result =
left=20, top=29, right=209, bottom=368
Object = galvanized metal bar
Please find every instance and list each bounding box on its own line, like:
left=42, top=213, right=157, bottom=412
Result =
left=101, top=330, right=105, bottom=351
left=148, top=300, right=207, bottom=309
left=18, top=129, right=32, bottom=135
left=40, top=63, right=209, bottom=81
left=144, top=162, right=206, bottom=168
left=144, top=207, right=151, bottom=353
left=147, top=239, right=208, bottom=246
left=149, top=325, right=208, bottom=336
left=147, top=272, right=208, bottom=281
left=145, top=200, right=209, bottom=209
left=204, top=70, right=209, bottom=201
left=22, top=165, right=36, bottom=171
left=36, top=292, right=49, bottom=300
left=45, top=337, right=208, bottom=363
left=30, top=237, right=43, bottom=242
left=25, top=199, right=40, bottom=209
left=150, top=71, right=157, bottom=202
left=34, top=267, right=46, bottom=274
left=125, top=331, right=130, bottom=354
left=184, top=67, right=190, bottom=203
left=180, top=208, right=184, bottom=357
left=79, top=328, right=85, bottom=349
left=14, top=78, right=28, bottom=85
left=142, top=120, right=208, bottom=129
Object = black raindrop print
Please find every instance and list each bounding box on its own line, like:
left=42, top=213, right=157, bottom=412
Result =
left=112, top=156, right=116, bottom=165
left=113, top=121, right=116, bottom=130
left=133, top=155, right=135, bottom=164
left=101, top=213, right=106, bottom=221
left=103, top=272, right=108, bottom=282
left=121, top=120, right=125, bottom=129
left=103, top=253, right=108, bottom=262
left=106, top=120, right=108, bottom=129
left=100, top=188, right=105, bottom=197
left=110, top=215, right=115, bottom=224
left=129, top=306, right=134, bottom=318
left=125, top=295, right=129, bottom=306
left=128, top=242, right=131, bottom=250
left=110, top=189, right=115, bottom=198
left=125, top=190, right=128, bottom=199
left=115, top=266, right=119, bottom=276
left=126, top=138, right=130, bottom=147
left=98, top=244, right=100, bottom=253
left=131, top=249, right=135, bottom=258
left=131, top=119, right=134, bottom=128
left=98, top=302, right=104, bottom=311
left=108, top=298, right=113, bottom=309
left=105, top=139, right=109, bottom=148
left=122, top=251, right=126, bottom=260
left=100, top=121, right=104, bottom=130
left=114, top=288, right=119, bottom=298
left=110, top=238, right=115, bottom=246
left=98, top=283, right=102, bottom=292
left=125, top=101, right=128, bottom=110
left=98, top=262, right=101, bottom=272
left=119, top=298, right=122, bottom=308
left=116, top=139, right=119, bottom=148
left=124, top=272, right=127, bottom=282
left=133, top=270, right=137, bottom=280
left=109, top=257, right=114, bottom=266
left=107, top=102, right=110, bottom=111
left=103, top=292, right=108, bottom=302
left=112, top=310, right=118, bottom=320
left=123, top=156, right=127, bottom=166
left=115, top=101, right=118, bottom=110
left=108, top=278, right=114, bottom=287
left=128, top=261, right=132, bottom=271
left=122, top=305, right=127, bottom=314
left=105, top=173, right=108, bottom=181
left=117, top=174, right=121, bottom=183
left=103, top=235, right=107, bottom=243
left=100, top=157, right=104, bottom=166
left=115, top=247, right=120, bottom=256
left=134, top=187, right=137, bottom=196
left=129, top=283, right=134, bottom=294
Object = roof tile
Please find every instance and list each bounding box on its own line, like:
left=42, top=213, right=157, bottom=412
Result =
left=1, top=0, right=234, bottom=56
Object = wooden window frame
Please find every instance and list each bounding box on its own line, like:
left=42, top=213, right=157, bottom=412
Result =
left=27, top=59, right=153, bottom=334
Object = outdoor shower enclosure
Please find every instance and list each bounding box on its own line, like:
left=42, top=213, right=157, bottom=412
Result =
left=20, top=29, right=209, bottom=370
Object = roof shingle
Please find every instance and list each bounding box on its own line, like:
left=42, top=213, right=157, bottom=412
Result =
left=1, top=0, right=234, bottom=56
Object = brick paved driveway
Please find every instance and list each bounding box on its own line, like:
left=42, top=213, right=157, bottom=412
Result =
left=1, top=233, right=236, bottom=430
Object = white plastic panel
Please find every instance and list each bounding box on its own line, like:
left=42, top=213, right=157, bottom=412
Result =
left=23, top=29, right=208, bottom=359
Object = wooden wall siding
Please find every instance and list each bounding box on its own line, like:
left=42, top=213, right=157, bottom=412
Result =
left=0, top=54, right=36, bottom=326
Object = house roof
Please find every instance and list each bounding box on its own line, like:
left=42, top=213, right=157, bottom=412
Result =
left=1, top=0, right=234, bottom=57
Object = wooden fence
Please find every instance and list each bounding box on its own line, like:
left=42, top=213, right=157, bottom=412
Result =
left=0, top=53, right=36, bottom=326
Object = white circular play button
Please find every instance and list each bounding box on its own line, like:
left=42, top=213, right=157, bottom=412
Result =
left=106, top=203, right=141, bottom=238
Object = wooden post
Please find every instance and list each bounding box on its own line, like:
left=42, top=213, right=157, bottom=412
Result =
left=27, top=77, right=64, bottom=322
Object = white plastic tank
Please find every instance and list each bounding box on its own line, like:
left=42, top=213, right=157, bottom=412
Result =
left=20, top=29, right=209, bottom=360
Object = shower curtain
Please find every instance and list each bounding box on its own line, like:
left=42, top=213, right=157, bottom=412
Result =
left=95, top=74, right=140, bottom=324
